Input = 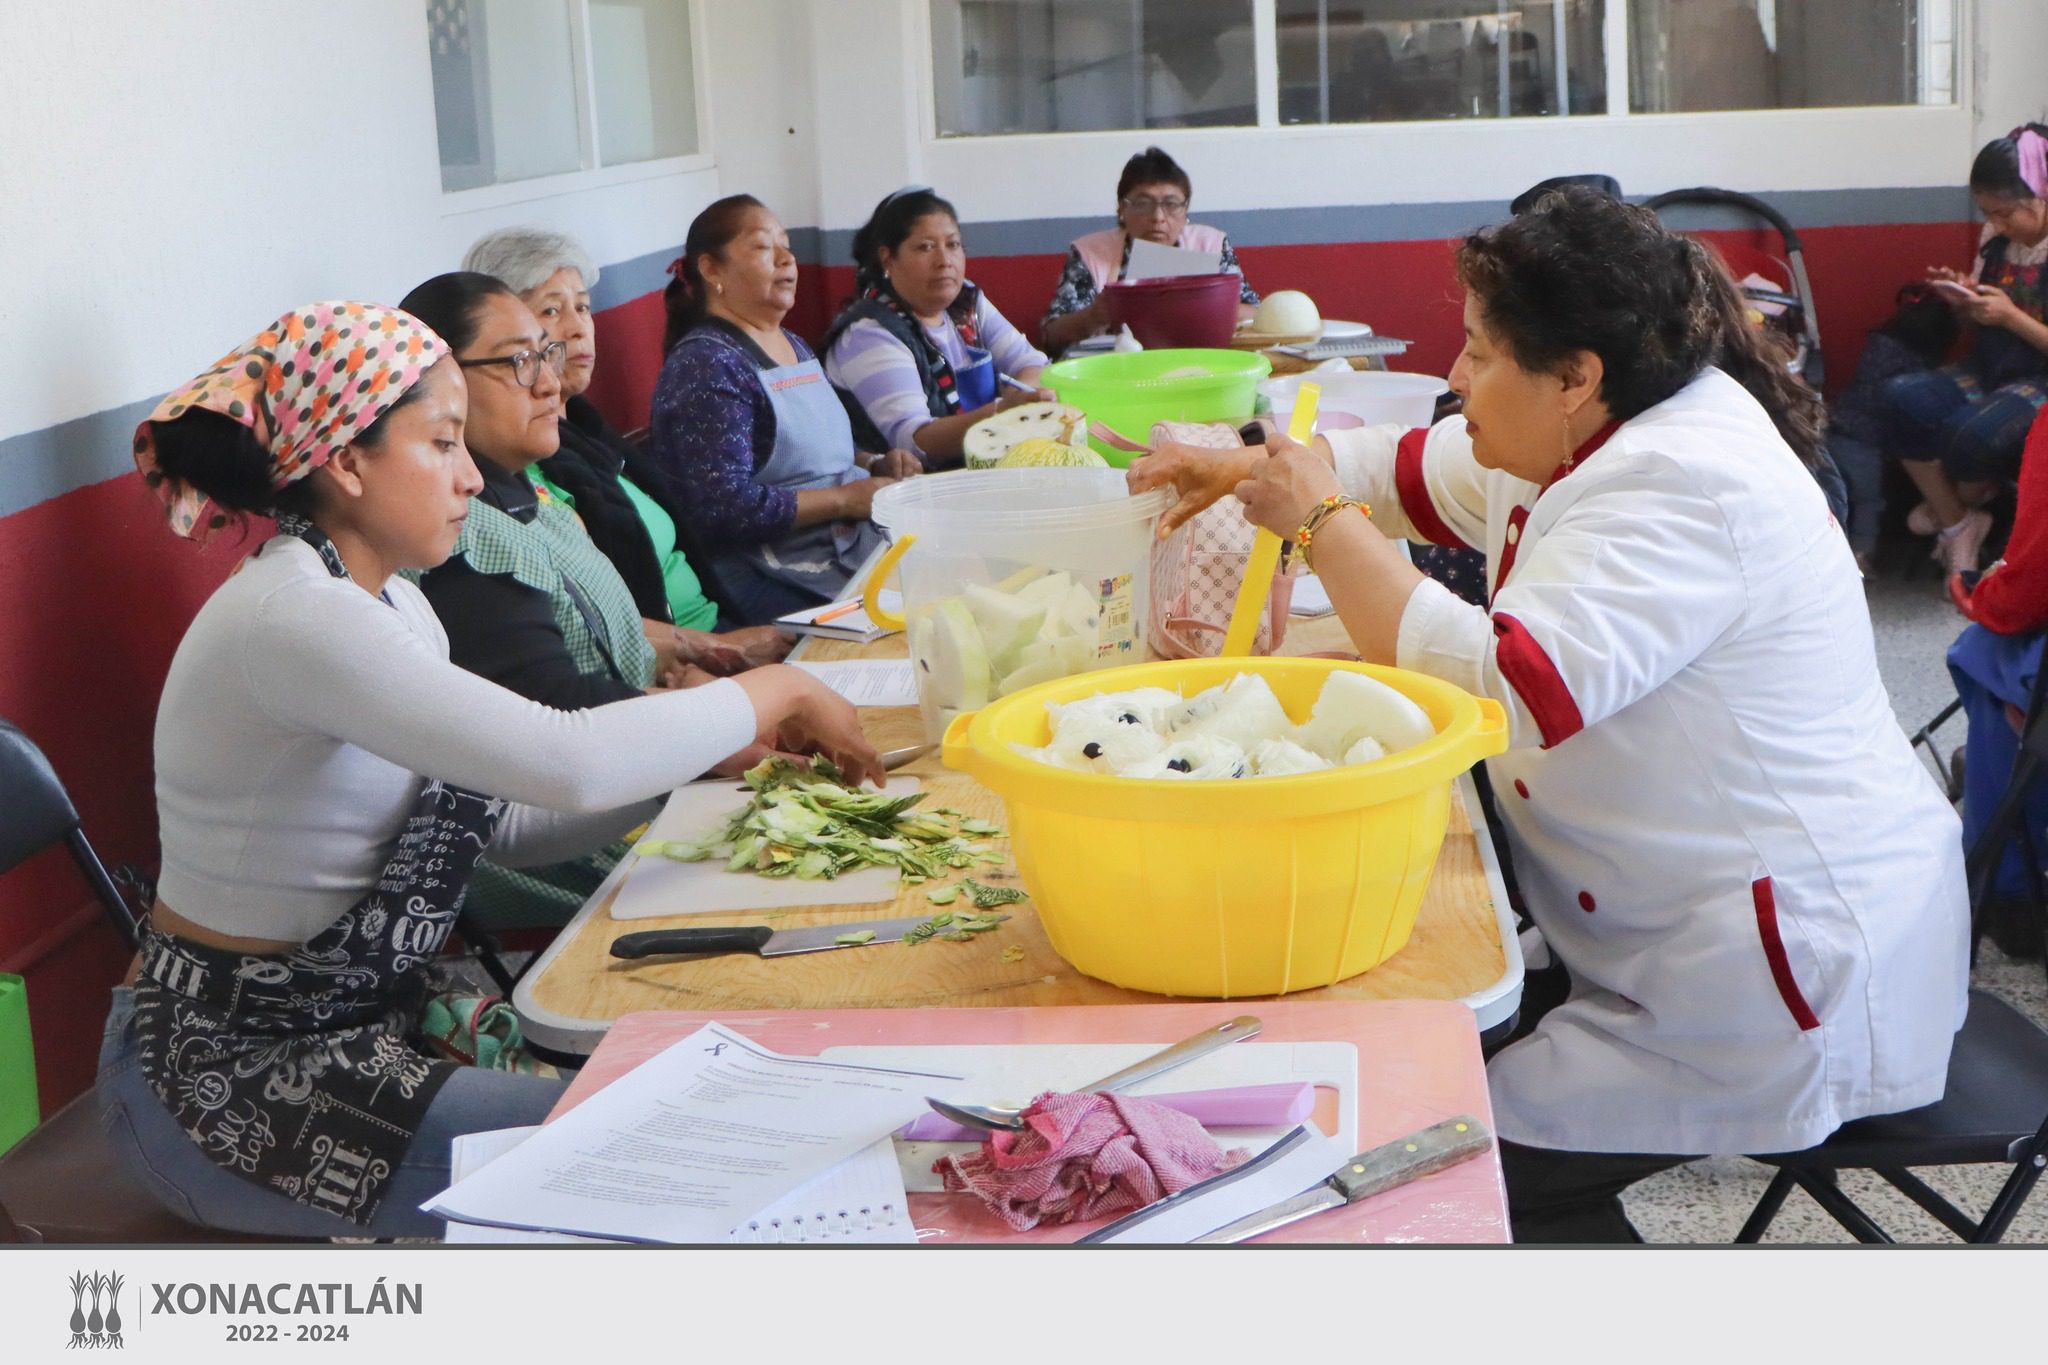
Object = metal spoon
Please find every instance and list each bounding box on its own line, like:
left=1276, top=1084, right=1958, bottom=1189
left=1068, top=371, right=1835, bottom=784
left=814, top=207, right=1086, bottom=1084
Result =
left=923, top=1015, right=1263, bottom=1133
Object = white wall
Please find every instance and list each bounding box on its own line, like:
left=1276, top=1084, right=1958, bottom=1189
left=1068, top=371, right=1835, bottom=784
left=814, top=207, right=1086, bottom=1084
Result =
left=2, top=0, right=2037, bottom=450
left=701, top=0, right=820, bottom=229
left=0, top=0, right=736, bottom=444
left=1975, top=0, right=2048, bottom=145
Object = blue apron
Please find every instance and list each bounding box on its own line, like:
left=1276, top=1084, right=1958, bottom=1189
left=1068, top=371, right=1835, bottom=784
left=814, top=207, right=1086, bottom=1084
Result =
left=716, top=353, right=886, bottom=623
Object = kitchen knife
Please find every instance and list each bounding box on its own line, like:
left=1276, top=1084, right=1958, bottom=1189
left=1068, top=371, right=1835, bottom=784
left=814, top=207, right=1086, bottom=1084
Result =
left=1190, top=1115, right=1494, bottom=1244
left=609, top=912, right=1008, bottom=961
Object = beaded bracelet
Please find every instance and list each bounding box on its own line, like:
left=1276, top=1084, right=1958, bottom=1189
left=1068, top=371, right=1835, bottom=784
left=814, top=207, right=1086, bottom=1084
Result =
left=1294, top=494, right=1371, bottom=565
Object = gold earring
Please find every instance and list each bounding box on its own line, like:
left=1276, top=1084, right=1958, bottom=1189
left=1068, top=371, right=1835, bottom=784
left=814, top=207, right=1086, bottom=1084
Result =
left=1559, top=412, right=1576, bottom=474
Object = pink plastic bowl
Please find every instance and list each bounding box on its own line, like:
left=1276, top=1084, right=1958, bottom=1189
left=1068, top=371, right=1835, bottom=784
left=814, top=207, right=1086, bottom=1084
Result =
left=1101, top=274, right=1241, bottom=349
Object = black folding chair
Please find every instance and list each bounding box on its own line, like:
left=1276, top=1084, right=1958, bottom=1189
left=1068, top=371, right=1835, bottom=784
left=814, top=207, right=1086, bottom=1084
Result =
left=0, top=718, right=143, bottom=949
left=1962, top=655, right=2048, bottom=972
left=1737, top=988, right=2048, bottom=1243
left=1909, top=698, right=1964, bottom=799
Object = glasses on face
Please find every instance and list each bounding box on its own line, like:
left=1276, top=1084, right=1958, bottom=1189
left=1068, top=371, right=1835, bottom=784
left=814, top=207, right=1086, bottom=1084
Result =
left=457, top=340, right=568, bottom=389
left=1122, top=195, right=1188, bottom=217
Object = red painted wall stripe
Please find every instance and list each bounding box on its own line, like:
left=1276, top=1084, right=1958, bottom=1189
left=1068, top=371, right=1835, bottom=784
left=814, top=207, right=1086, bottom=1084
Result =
left=1753, top=875, right=1821, bottom=1031
left=1491, top=612, right=1585, bottom=749
left=1394, top=427, right=1474, bottom=550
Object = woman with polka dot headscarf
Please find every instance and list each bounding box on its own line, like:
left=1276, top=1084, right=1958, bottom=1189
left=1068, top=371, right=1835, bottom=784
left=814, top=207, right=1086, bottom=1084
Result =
left=104, top=302, right=879, bottom=1236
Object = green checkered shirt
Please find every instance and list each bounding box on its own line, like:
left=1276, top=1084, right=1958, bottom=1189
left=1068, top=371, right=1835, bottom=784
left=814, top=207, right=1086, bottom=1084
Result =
left=413, top=473, right=656, bottom=688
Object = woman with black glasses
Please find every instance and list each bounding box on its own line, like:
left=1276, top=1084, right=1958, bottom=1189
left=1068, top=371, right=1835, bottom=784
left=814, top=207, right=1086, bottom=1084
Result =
left=398, top=272, right=703, bottom=928
left=1040, top=146, right=1260, bottom=357
left=400, top=272, right=659, bottom=711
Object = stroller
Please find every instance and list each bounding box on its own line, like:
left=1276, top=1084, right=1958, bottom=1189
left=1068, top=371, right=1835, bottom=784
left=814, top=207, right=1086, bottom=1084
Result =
left=1511, top=176, right=1826, bottom=391
left=1643, top=186, right=1826, bottom=392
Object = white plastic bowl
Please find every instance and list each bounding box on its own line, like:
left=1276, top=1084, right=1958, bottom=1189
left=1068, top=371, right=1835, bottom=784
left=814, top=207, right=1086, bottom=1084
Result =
left=1262, top=370, right=1449, bottom=431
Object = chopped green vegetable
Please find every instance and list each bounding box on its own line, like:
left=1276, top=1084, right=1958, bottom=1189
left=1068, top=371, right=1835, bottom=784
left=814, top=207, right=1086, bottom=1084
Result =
left=963, top=878, right=1030, bottom=909
left=834, top=930, right=877, bottom=946
left=634, top=756, right=1007, bottom=885
left=899, top=907, right=1011, bottom=947
left=926, top=886, right=960, bottom=906
left=1001, top=945, right=1027, bottom=963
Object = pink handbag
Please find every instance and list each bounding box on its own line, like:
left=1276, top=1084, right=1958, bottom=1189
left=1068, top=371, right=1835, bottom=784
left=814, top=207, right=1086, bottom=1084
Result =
left=1098, top=419, right=1295, bottom=659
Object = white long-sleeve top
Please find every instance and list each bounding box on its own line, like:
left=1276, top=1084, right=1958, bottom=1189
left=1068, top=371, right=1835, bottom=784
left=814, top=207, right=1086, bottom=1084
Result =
left=154, top=535, right=759, bottom=943
left=1327, top=368, right=1967, bottom=1155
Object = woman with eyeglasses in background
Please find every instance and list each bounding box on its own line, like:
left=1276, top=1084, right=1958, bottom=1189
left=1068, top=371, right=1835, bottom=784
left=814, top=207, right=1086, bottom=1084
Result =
left=1040, top=146, right=1260, bottom=358
left=399, top=271, right=726, bottom=930
left=399, top=272, right=666, bottom=711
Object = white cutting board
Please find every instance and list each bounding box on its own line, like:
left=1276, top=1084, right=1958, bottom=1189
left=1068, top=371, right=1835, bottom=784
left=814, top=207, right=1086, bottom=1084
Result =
left=821, top=1042, right=1356, bottom=1194
left=607, top=777, right=922, bottom=921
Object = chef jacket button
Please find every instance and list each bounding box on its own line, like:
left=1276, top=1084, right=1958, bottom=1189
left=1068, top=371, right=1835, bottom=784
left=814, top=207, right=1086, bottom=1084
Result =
left=1506, top=522, right=1521, bottom=545
left=1577, top=891, right=1596, bottom=913
left=1513, top=779, right=1530, bottom=799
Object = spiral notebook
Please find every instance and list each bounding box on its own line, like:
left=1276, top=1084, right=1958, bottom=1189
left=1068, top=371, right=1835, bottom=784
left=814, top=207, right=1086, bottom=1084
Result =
left=443, top=1129, right=916, bottom=1245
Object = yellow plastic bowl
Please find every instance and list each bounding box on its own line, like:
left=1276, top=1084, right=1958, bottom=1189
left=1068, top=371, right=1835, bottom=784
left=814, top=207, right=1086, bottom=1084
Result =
left=942, top=657, right=1508, bottom=998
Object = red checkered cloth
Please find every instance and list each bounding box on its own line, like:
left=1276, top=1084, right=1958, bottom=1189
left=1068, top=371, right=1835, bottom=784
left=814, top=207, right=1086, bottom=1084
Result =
left=935, top=1091, right=1247, bottom=1232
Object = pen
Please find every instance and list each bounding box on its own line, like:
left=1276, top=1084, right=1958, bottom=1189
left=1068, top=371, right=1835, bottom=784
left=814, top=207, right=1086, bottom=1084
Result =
left=813, top=600, right=864, bottom=625
left=999, top=373, right=1036, bottom=393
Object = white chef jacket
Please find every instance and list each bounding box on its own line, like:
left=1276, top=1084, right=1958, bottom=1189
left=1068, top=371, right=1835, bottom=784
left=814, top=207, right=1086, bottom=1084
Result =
left=1328, top=368, right=1968, bottom=1155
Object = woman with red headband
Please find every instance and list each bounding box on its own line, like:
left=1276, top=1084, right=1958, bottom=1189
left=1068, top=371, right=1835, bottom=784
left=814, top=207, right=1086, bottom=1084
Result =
left=102, top=302, right=880, bottom=1237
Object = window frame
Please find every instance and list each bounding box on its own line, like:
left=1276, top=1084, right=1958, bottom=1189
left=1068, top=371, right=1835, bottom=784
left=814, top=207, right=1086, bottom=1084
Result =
left=434, top=0, right=716, bottom=215
left=917, top=0, right=1972, bottom=143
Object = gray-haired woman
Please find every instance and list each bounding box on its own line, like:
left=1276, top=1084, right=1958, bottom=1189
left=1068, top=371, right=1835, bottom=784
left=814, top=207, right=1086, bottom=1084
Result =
left=464, top=227, right=790, bottom=675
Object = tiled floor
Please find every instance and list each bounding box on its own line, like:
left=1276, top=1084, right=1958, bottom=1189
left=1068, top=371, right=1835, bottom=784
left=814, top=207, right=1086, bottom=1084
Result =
left=1622, top=569, right=2048, bottom=1244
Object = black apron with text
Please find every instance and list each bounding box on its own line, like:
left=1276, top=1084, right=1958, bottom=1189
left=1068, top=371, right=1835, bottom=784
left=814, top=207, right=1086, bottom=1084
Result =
left=131, top=521, right=504, bottom=1226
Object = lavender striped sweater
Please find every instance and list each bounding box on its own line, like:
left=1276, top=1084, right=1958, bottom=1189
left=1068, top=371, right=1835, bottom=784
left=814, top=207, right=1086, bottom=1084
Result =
left=822, top=291, right=1048, bottom=455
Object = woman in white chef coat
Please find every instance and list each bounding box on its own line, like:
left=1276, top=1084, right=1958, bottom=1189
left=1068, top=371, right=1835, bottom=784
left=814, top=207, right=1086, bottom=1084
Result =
left=1132, top=188, right=1969, bottom=1242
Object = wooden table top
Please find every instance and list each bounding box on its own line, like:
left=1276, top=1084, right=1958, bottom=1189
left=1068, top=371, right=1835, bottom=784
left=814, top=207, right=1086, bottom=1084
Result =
left=514, top=607, right=1517, bottom=1054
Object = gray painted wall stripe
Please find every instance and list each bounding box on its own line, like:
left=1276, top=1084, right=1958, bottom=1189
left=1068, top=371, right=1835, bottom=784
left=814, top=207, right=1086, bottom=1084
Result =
left=1, top=184, right=1972, bottom=522
left=1, top=398, right=161, bottom=523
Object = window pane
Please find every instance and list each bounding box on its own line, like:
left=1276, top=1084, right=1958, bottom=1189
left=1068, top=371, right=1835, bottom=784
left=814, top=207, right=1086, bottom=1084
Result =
left=590, top=0, right=700, bottom=164
left=428, top=0, right=584, bottom=191
left=1630, top=0, right=1956, bottom=113
left=932, top=0, right=1257, bottom=137
left=1277, top=2, right=1607, bottom=124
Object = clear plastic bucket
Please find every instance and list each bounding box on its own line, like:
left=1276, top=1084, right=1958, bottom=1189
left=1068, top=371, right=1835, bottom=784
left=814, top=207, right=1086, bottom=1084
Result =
left=863, top=469, right=1172, bottom=743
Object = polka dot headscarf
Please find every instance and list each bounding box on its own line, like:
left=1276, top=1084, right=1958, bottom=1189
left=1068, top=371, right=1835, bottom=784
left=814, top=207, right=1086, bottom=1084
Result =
left=133, top=301, right=445, bottom=540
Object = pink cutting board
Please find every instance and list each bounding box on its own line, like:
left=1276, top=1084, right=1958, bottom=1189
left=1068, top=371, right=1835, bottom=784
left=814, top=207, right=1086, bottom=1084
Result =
left=548, top=999, right=1507, bottom=1245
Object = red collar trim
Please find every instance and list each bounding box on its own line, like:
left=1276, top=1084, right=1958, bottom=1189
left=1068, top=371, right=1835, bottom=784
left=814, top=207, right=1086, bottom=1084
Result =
left=1542, top=419, right=1622, bottom=491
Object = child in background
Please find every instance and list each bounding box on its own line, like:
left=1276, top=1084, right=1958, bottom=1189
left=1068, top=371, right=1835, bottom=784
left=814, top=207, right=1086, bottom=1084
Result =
left=1886, top=124, right=2048, bottom=575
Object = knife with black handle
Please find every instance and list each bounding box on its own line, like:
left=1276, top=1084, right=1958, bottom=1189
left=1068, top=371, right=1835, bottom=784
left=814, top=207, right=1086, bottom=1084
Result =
left=610, top=912, right=1006, bottom=961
